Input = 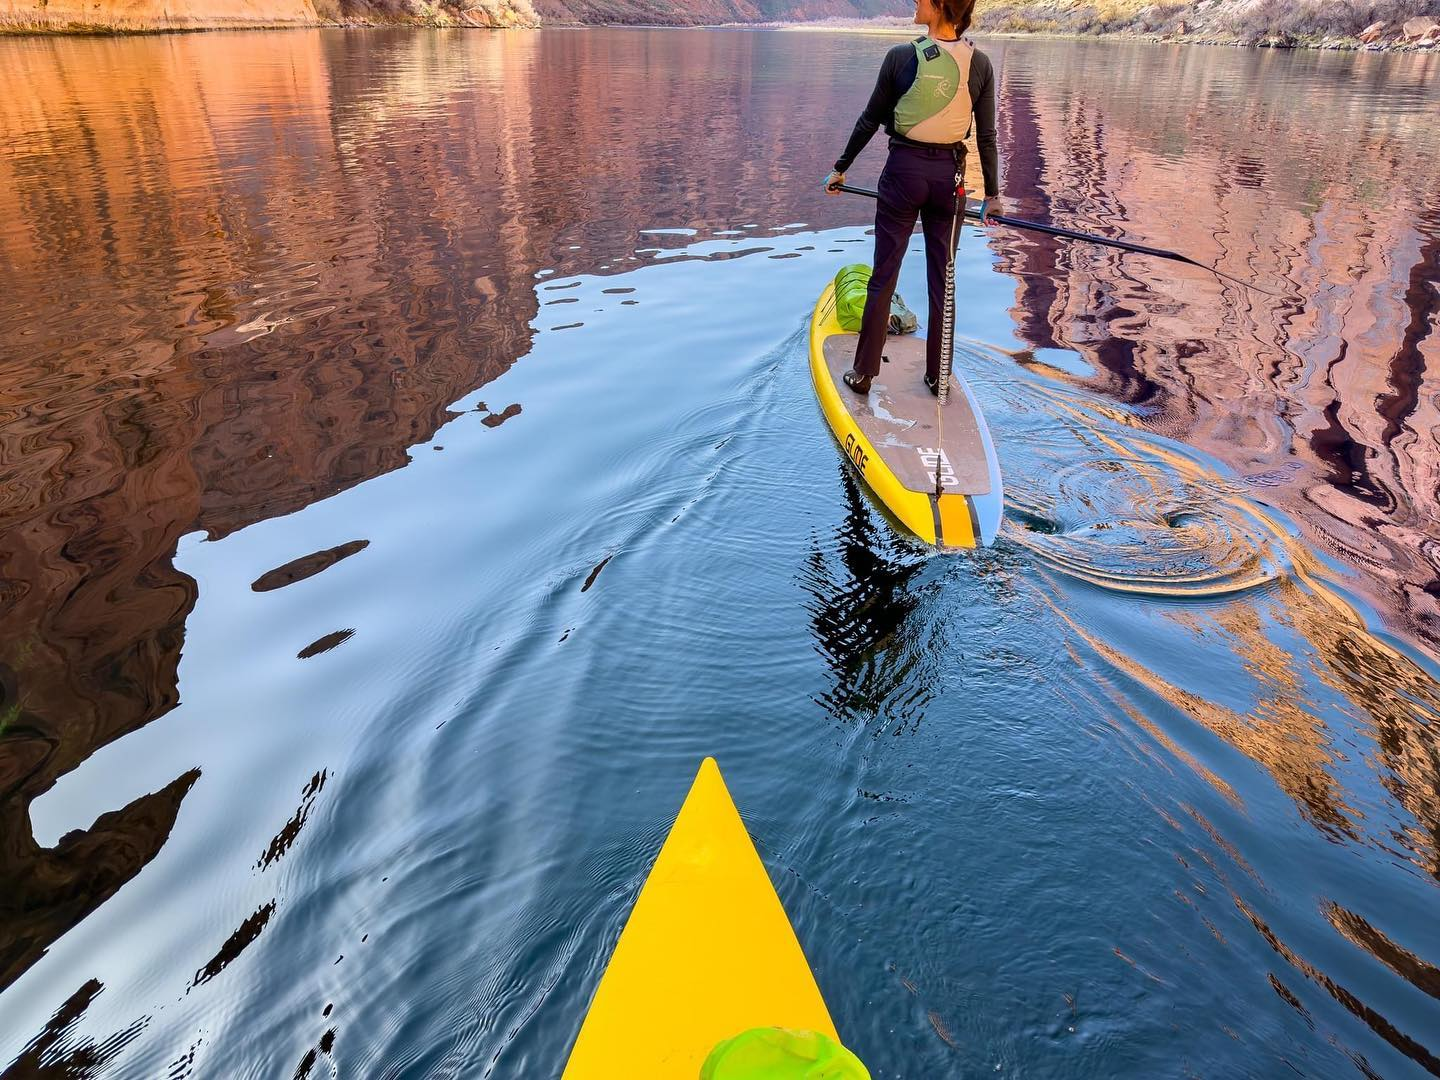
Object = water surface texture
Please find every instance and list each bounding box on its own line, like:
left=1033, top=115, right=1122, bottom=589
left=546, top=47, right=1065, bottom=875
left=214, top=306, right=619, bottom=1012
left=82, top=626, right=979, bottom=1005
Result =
left=2, top=27, right=1439, bottom=1080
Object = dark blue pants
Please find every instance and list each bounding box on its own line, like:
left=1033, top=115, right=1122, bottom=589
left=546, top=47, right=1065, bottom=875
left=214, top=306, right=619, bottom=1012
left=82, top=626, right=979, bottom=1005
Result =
left=853, top=144, right=963, bottom=380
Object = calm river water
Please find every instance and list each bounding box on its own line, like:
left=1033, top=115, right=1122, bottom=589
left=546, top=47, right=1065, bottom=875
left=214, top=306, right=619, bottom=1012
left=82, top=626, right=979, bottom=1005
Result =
left=1, top=26, right=1438, bottom=1080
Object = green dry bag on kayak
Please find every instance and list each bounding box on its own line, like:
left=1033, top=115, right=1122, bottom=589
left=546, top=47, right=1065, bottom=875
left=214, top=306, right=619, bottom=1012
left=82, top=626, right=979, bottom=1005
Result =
left=832, top=264, right=918, bottom=336
left=701, top=1027, right=870, bottom=1080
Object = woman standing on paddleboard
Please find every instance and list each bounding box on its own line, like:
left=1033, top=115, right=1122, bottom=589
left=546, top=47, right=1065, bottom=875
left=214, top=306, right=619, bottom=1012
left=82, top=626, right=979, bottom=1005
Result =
left=824, top=0, right=1001, bottom=397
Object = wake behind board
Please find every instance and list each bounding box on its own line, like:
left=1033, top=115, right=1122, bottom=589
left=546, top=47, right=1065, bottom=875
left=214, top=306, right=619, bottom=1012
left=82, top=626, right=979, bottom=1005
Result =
left=809, top=282, right=1003, bottom=548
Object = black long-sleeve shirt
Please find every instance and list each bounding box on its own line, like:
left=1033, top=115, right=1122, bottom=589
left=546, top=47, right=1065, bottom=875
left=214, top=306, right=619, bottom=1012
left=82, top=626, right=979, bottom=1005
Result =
left=833, top=40, right=1000, bottom=198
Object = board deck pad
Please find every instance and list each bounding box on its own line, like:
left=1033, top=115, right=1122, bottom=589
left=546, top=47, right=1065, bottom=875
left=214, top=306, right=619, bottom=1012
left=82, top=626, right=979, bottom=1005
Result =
left=822, top=333, right=992, bottom=495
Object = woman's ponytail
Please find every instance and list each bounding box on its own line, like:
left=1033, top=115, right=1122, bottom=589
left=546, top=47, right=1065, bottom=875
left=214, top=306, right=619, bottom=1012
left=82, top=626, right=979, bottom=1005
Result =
left=937, top=0, right=977, bottom=35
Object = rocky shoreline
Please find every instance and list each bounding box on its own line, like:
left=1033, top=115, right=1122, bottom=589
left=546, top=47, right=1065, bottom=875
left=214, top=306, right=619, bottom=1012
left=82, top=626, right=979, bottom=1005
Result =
left=982, top=22, right=1440, bottom=51
left=769, top=9, right=1440, bottom=54
left=968, top=0, right=1440, bottom=53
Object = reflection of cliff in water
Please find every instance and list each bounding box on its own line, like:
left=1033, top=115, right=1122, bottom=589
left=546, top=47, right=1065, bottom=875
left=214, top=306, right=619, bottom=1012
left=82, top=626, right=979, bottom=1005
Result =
left=0, top=30, right=541, bottom=997
left=0, top=27, right=893, bottom=1002
left=1067, top=574, right=1440, bottom=880
left=1034, top=492, right=1440, bottom=1069
left=984, top=40, right=1440, bottom=656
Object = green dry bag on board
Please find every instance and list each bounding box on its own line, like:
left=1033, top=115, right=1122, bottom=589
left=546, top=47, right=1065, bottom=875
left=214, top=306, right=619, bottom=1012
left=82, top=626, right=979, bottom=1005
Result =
left=700, top=1027, right=871, bottom=1080
left=832, top=264, right=918, bottom=335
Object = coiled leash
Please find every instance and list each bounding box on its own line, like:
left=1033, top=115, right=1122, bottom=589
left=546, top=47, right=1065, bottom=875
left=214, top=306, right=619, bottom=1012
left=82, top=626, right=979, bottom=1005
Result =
left=935, top=158, right=964, bottom=495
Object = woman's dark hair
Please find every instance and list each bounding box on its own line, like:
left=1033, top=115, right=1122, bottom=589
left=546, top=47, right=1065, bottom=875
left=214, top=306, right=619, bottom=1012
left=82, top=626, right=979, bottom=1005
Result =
left=937, top=0, right=977, bottom=35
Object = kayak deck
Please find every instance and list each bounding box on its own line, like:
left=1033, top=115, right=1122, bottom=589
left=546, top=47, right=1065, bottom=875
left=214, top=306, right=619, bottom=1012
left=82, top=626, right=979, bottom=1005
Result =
left=809, top=282, right=1003, bottom=548
left=562, top=758, right=836, bottom=1077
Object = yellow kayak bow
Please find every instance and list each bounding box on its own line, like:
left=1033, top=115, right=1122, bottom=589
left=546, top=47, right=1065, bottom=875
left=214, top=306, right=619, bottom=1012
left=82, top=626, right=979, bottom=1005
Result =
left=562, top=758, right=852, bottom=1078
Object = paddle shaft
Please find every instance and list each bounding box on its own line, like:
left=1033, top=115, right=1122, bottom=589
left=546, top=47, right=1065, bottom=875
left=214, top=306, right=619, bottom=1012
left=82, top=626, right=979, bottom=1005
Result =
left=831, top=183, right=1260, bottom=289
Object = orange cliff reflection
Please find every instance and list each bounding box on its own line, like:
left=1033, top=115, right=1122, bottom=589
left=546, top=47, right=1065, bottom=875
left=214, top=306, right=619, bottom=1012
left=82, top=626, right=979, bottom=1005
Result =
left=0, top=30, right=545, bottom=996
left=0, top=27, right=883, bottom=1001
left=983, top=40, right=1440, bottom=657
left=1072, top=577, right=1440, bottom=879
left=1044, top=559, right=1440, bottom=1065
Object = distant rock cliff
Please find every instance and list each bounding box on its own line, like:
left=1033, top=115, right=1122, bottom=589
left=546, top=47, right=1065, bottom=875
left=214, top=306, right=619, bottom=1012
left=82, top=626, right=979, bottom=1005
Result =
left=2, top=0, right=906, bottom=31
left=533, top=0, right=903, bottom=26
left=2, top=0, right=539, bottom=32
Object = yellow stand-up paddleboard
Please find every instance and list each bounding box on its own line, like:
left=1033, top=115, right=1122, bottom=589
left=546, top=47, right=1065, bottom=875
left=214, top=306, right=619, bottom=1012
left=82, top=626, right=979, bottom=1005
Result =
left=563, top=758, right=868, bottom=1079
left=810, top=282, right=1003, bottom=548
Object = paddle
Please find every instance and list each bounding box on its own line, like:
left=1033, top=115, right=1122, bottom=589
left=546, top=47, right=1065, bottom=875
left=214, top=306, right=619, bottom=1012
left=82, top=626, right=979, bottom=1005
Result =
left=831, top=183, right=1270, bottom=293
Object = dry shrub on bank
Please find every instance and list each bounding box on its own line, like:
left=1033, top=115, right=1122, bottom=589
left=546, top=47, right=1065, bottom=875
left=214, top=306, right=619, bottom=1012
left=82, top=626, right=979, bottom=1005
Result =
left=308, top=0, right=536, bottom=23
left=974, top=0, right=1181, bottom=36
left=1091, top=1, right=1185, bottom=32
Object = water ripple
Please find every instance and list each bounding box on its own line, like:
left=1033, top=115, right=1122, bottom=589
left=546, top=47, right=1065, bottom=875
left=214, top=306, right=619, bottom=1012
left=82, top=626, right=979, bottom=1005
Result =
left=1008, top=450, right=1293, bottom=599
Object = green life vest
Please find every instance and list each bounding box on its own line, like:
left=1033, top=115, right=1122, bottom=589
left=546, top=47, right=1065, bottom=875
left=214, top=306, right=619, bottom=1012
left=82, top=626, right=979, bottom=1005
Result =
left=893, top=36, right=975, bottom=146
